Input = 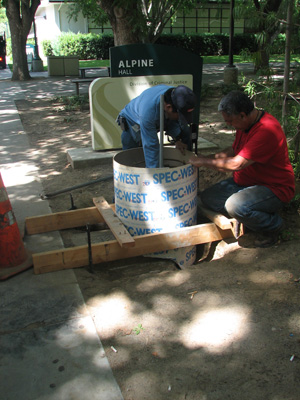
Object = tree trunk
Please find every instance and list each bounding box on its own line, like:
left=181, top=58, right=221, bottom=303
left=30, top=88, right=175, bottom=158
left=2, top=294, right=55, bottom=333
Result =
left=283, top=0, right=294, bottom=95
left=99, top=1, right=145, bottom=45
left=282, top=0, right=294, bottom=130
left=97, top=0, right=192, bottom=46
left=10, top=28, right=31, bottom=81
left=111, top=7, right=142, bottom=46
left=5, top=0, right=41, bottom=81
left=253, top=0, right=283, bottom=72
left=258, top=44, right=270, bottom=70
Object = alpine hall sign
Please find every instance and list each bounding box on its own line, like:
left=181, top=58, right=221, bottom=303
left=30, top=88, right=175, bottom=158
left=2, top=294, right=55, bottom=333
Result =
left=110, top=44, right=203, bottom=127
left=117, top=58, right=154, bottom=75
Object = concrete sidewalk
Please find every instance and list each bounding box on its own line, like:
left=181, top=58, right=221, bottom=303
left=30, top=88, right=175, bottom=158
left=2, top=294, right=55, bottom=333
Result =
left=0, top=68, right=124, bottom=400
left=0, top=62, right=256, bottom=400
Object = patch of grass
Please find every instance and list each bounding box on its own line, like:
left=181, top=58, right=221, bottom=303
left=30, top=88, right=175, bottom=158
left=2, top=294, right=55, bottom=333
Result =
left=9, top=53, right=300, bottom=72
left=133, top=324, right=144, bottom=335
left=8, top=62, right=47, bottom=72
left=79, top=59, right=110, bottom=68
left=289, top=150, right=300, bottom=180
left=53, top=94, right=89, bottom=111
left=280, top=229, right=296, bottom=242
left=48, top=54, right=300, bottom=69
left=202, top=54, right=300, bottom=65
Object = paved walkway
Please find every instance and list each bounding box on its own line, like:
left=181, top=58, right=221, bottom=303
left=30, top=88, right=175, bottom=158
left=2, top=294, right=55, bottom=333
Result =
left=1, top=59, right=286, bottom=400
left=0, top=68, right=124, bottom=400
left=0, top=62, right=258, bottom=400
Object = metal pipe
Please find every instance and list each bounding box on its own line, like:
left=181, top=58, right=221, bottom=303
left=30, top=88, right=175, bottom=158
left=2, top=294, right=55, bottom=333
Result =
left=86, top=224, right=94, bottom=274
left=69, top=194, right=77, bottom=210
left=228, top=0, right=235, bottom=67
left=40, top=174, right=113, bottom=199
left=159, top=94, right=164, bottom=168
left=33, top=19, right=42, bottom=61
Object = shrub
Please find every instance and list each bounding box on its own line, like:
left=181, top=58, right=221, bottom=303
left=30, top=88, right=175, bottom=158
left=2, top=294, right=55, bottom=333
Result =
left=42, top=40, right=53, bottom=56
left=156, top=33, right=258, bottom=56
left=42, top=32, right=288, bottom=60
left=270, top=34, right=286, bottom=55
left=41, top=32, right=114, bottom=59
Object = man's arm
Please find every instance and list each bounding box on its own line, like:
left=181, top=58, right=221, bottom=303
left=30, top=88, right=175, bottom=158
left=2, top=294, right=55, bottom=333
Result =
left=201, top=147, right=235, bottom=160
left=189, top=153, right=254, bottom=172
left=214, top=147, right=235, bottom=158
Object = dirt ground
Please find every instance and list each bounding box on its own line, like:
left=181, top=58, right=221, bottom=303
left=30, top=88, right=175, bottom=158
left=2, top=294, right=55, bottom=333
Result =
left=16, top=88, right=300, bottom=400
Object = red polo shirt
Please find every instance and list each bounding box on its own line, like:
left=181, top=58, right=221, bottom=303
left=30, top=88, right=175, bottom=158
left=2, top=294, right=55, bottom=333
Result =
left=233, top=112, right=295, bottom=203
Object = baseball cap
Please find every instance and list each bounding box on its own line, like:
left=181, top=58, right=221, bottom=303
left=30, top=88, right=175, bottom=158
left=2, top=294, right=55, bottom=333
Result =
left=171, top=85, right=196, bottom=125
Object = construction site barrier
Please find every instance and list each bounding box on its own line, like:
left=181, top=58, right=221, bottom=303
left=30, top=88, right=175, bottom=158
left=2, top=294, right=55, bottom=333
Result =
left=0, top=173, right=32, bottom=280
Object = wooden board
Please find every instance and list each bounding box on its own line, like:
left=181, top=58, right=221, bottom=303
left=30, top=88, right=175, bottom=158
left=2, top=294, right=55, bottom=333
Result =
left=32, top=222, right=234, bottom=274
left=93, top=197, right=135, bottom=248
left=198, top=205, right=234, bottom=230
left=26, top=204, right=236, bottom=235
left=25, top=206, right=115, bottom=234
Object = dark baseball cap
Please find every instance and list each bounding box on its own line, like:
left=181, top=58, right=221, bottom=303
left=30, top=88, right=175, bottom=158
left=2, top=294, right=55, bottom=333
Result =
left=171, top=85, right=196, bottom=125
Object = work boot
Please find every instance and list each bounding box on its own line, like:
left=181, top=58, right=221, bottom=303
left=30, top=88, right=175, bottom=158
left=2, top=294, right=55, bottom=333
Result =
left=238, top=223, right=284, bottom=248
left=253, top=231, right=280, bottom=248
left=255, top=223, right=285, bottom=248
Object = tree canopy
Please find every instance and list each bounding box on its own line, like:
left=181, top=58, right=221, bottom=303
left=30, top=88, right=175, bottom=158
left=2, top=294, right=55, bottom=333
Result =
left=235, top=0, right=297, bottom=70
left=69, top=0, right=198, bottom=45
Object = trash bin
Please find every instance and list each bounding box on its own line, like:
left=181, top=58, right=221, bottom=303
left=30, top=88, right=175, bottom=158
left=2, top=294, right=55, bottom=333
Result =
left=26, top=44, right=35, bottom=71
left=47, top=56, right=79, bottom=76
left=0, top=33, right=6, bottom=69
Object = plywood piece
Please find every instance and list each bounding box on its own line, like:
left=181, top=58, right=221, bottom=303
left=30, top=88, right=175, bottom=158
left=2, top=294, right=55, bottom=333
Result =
left=93, top=197, right=135, bottom=248
left=33, top=222, right=234, bottom=274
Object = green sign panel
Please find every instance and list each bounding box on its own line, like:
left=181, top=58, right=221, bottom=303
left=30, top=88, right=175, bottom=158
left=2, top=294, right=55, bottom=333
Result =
left=109, top=44, right=202, bottom=127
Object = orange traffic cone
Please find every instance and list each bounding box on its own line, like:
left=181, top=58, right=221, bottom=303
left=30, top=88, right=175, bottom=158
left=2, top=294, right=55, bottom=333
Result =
left=0, top=173, right=32, bottom=280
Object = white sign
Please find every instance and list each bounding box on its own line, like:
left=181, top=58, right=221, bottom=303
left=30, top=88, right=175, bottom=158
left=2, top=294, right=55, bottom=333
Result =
left=89, top=75, right=193, bottom=151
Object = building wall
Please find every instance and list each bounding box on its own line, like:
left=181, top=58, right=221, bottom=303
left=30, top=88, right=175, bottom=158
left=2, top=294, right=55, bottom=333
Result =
left=165, top=4, right=245, bottom=34
left=35, top=1, right=87, bottom=57
left=88, top=3, right=246, bottom=35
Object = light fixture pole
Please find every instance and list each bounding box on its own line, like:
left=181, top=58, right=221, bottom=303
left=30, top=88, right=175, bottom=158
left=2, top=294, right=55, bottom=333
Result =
left=33, top=19, right=42, bottom=61
left=32, top=18, right=44, bottom=72
left=228, top=0, right=234, bottom=67
left=224, top=0, right=238, bottom=85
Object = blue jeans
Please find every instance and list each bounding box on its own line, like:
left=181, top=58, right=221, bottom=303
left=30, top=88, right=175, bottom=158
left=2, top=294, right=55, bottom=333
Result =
left=117, top=114, right=141, bottom=150
left=121, top=128, right=140, bottom=149
left=200, top=177, right=283, bottom=232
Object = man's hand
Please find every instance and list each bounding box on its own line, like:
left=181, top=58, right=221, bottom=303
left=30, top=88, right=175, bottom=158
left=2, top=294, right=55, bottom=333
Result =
left=189, top=154, right=205, bottom=167
left=175, top=140, right=187, bottom=155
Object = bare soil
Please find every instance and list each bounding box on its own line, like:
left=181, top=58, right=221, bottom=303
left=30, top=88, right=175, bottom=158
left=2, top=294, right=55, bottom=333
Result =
left=16, top=87, right=300, bottom=400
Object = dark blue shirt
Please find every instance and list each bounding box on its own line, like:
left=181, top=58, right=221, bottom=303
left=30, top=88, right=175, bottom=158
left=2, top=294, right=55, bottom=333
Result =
left=120, top=85, right=183, bottom=168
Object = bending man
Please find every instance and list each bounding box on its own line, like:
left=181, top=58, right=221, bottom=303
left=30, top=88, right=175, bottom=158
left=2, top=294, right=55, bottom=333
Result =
left=189, top=90, right=295, bottom=248
left=117, top=84, right=196, bottom=168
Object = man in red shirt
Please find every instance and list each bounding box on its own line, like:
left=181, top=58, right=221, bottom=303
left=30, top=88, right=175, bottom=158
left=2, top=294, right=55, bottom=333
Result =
left=189, top=90, right=295, bottom=247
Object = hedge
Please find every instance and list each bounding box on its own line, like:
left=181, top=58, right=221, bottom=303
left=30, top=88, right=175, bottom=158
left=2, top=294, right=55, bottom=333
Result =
left=42, top=31, right=289, bottom=60
left=42, top=33, right=114, bottom=60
